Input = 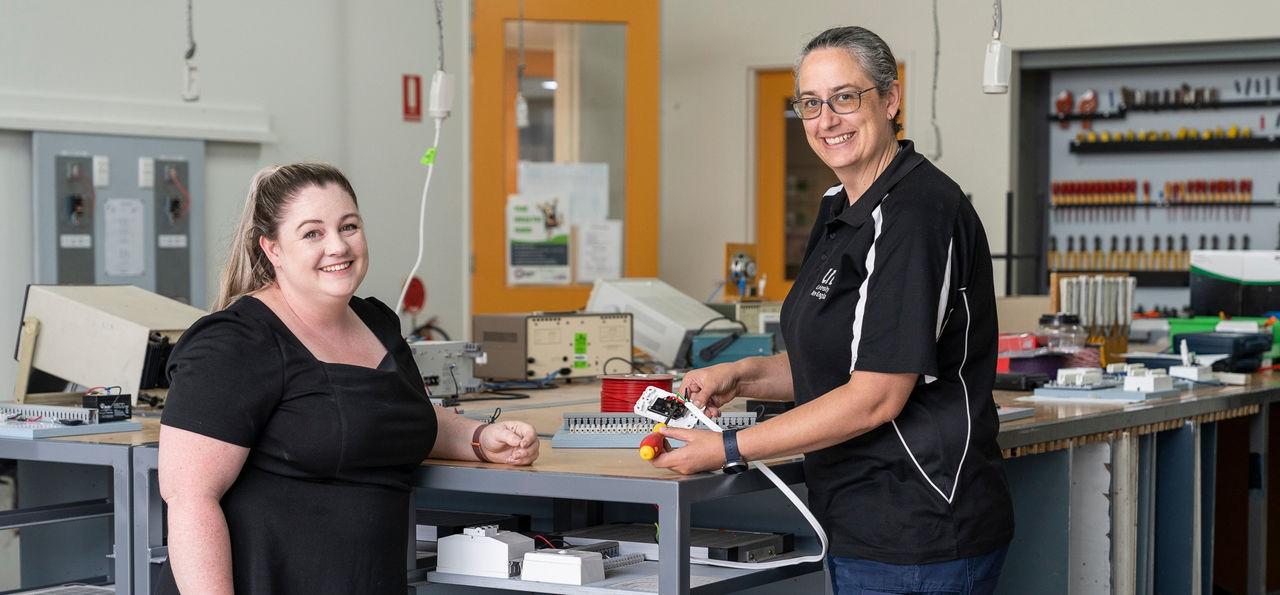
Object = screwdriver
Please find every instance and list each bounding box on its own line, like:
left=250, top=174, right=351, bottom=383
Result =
left=638, top=424, right=668, bottom=460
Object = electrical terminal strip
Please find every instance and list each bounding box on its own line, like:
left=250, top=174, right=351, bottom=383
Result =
left=1, top=403, right=98, bottom=424
left=551, top=412, right=756, bottom=449
left=602, top=552, right=646, bottom=571
left=565, top=539, right=620, bottom=557
left=562, top=539, right=646, bottom=569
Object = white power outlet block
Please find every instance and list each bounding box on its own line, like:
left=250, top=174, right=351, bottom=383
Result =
left=436, top=525, right=534, bottom=579
left=521, top=549, right=605, bottom=586
left=1169, top=365, right=1214, bottom=382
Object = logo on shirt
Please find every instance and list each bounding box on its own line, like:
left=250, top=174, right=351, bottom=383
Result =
left=811, top=268, right=837, bottom=300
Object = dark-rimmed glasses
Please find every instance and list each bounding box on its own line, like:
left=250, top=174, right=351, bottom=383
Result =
left=790, top=87, right=877, bottom=120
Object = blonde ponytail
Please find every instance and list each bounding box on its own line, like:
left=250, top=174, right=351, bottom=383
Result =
left=211, top=163, right=358, bottom=311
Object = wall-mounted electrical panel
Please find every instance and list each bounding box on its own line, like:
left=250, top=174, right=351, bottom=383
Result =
left=33, top=132, right=206, bottom=308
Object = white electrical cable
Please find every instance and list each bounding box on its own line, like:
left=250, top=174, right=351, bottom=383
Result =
left=395, top=118, right=444, bottom=315
left=395, top=0, right=449, bottom=316
left=681, top=405, right=829, bottom=569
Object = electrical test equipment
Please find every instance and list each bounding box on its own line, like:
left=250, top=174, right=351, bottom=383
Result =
left=472, top=312, right=632, bottom=381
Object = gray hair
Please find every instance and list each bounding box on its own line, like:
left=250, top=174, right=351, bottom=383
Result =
left=795, top=26, right=902, bottom=133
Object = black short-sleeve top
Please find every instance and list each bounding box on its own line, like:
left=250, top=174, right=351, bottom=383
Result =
left=779, top=140, right=1014, bottom=565
left=159, top=295, right=437, bottom=594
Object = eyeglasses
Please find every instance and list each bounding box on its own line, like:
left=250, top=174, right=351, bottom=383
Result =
left=790, top=87, right=878, bottom=120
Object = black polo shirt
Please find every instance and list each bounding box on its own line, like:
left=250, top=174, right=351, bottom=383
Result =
left=779, top=140, right=1013, bottom=564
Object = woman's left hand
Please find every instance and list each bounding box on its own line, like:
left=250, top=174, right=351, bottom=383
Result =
left=647, top=426, right=723, bottom=475
left=479, top=421, right=540, bottom=465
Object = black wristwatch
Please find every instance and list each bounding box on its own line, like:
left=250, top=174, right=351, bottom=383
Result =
left=721, top=429, right=747, bottom=474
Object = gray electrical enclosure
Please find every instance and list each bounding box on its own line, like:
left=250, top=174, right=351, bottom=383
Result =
left=32, top=132, right=206, bottom=308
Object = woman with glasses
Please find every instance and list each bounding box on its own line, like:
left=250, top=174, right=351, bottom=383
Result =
left=651, top=26, right=1013, bottom=594
left=157, top=163, right=540, bottom=594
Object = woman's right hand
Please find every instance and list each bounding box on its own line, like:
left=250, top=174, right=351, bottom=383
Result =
left=679, top=362, right=741, bottom=417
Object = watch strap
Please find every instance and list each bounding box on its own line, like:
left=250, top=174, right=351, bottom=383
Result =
left=722, top=429, right=746, bottom=474
left=471, top=424, right=491, bottom=463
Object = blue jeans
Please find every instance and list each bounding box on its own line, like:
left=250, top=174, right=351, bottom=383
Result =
left=827, top=545, right=1010, bottom=595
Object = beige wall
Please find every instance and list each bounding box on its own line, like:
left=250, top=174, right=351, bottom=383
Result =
left=658, top=0, right=1280, bottom=300
left=2, top=0, right=1279, bottom=400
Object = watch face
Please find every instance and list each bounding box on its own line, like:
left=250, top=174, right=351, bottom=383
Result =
left=722, top=461, right=748, bottom=474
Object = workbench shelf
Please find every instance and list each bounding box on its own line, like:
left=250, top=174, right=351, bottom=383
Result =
left=1047, top=98, right=1280, bottom=123
left=1069, top=137, right=1280, bottom=154
left=426, top=558, right=823, bottom=594
left=1050, top=201, right=1280, bottom=209
left=1055, top=270, right=1189, bottom=287
left=1047, top=111, right=1127, bottom=123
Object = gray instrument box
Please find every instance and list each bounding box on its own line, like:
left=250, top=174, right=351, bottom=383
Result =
left=472, top=312, right=632, bottom=380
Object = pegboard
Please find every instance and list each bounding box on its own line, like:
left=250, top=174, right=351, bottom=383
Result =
left=1045, top=60, right=1280, bottom=310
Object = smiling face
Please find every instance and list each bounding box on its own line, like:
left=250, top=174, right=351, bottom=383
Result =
left=796, top=47, right=901, bottom=184
left=259, top=183, right=368, bottom=303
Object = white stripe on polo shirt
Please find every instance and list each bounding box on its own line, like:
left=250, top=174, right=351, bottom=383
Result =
left=926, top=238, right=955, bottom=384
left=847, top=195, right=887, bottom=372
left=892, top=288, right=977, bottom=505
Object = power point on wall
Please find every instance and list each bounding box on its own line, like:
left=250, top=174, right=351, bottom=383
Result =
left=428, top=71, right=454, bottom=119
left=138, top=157, right=155, bottom=189
left=182, top=61, right=200, bottom=102
left=92, top=155, right=110, bottom=187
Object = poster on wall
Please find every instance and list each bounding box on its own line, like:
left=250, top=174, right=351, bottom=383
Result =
left=507, top=194, right=571, bottom=285
left=517, top=162, right=609, bottom=225
left=576, top=219, right=622, bottom=282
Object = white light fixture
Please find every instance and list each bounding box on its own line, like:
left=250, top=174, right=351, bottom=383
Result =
left=514, top=0, right=530, bottom=128
left=983, top=0, right=1011, bottom=94
left=541, top=80, right=558, bottom=91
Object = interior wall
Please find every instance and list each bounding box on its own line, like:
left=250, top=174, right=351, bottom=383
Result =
left=4, top=0, right=1280, bottom=399
left=0, top=0, right=470, bottom=397
left=342, top=0, right=471, bottom=340
left=658, top=0, right=1280, bottom=301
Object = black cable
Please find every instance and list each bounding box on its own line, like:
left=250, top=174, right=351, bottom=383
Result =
left=447, top=364, right=461, bottom=400
left=458, top=392, right=531, bottom=401
left=184, top=0, right=197, bottom=60
left=695, top=316, right=747, bottom=336
left=433, top=0, right=445, bottom=73
left=694, top=317, right=747, bottom=363
left=602, top=356, right=640, bottom=374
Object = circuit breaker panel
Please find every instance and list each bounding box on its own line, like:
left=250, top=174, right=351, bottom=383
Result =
left=33, top=132, right=206, bottom=307
left=53, top=155, right=96, bottom=284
